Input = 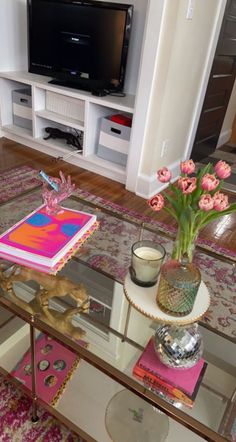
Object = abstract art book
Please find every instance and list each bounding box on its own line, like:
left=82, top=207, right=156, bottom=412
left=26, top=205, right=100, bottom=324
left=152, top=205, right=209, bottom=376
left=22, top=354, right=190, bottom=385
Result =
left=0, top=205, right=98, bottom=273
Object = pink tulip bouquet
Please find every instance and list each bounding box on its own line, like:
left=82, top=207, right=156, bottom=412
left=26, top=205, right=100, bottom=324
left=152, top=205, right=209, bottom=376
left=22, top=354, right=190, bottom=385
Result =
left=148, top=159, right=236, bottom=262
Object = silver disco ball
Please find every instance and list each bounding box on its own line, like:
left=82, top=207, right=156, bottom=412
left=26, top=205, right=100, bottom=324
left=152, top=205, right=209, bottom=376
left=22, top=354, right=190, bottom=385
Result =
left=154, top=323, right=203, bottom=369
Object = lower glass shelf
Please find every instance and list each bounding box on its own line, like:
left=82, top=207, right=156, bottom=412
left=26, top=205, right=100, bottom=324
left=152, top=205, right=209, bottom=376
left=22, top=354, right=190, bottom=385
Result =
left=105, top=388, right=169, bottom=442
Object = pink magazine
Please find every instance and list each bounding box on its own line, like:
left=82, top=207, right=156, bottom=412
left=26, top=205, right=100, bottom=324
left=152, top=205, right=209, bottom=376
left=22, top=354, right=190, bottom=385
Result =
left=0, top=204, right=98, bottom=273
left=11, top=333, right=87, bottom=406
left=137, top=338, right=207, bottom=397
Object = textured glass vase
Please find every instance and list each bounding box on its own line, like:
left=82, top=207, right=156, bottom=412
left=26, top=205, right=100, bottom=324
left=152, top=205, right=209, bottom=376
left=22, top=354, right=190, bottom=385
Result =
left=156, top=256, right=201, bottom=316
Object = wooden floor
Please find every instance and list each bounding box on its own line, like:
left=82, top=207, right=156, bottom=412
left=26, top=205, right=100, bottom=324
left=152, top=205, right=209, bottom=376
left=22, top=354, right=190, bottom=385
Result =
left=230, top=114, right=236, bottom=143
left=0, top=137, right=236, bottom=255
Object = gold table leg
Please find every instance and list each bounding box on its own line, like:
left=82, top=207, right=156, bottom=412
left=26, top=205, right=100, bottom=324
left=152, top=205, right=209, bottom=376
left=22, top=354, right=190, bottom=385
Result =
left=121, top=222, right=143, bottom=342
left=122, top=303, right=131, bottom=342
left=30, top=320, right=39, bottom=423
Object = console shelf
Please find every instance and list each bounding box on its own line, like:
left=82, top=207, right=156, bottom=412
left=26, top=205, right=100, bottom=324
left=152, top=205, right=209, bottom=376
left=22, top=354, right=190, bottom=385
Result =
left=3, top=124, right=32, bottom=139
left=37, top=136, right=82, bottom=155
left=0, top=71, right=135, bottom=183
left=35, top=110, right=84, bottom=132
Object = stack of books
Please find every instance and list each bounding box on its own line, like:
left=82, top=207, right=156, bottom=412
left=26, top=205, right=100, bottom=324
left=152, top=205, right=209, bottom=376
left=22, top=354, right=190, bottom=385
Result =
left=133, top=338, right=207, bottom=408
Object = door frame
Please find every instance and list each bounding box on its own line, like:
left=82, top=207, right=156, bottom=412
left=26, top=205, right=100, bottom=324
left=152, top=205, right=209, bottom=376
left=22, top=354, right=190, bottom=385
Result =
left=184, top=0, right=227, bottom=161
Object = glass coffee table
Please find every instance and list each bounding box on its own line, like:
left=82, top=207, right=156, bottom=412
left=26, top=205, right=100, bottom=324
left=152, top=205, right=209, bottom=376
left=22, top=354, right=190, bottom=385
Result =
left=0, top=188, right=235, bottom=442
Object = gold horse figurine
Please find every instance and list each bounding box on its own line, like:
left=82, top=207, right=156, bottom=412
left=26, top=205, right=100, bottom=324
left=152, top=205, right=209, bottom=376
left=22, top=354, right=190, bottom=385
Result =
left=0, top=264, right=89, bottom=341
left=0, top=264, right=89, bottom=307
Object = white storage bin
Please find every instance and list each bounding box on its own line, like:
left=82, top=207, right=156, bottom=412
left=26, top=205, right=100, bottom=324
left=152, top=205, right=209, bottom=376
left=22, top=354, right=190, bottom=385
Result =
left=46, top=91, right=85, bottom=123
left=12, top=88, right=32, bottom=130
left=97, top=117, right=131, bottom=166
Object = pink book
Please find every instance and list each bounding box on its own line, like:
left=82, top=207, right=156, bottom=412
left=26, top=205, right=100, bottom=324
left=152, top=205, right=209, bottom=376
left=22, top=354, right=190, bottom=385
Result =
left=0, top=204, right=98, bottom=273
left=11, top=333, right=87, bottom=406
left=136, top=338, right=207, bottom=397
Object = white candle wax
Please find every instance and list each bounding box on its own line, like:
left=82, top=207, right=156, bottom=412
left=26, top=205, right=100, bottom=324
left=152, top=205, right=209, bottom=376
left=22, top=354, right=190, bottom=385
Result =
left=132, top=246, right=163, bottom=282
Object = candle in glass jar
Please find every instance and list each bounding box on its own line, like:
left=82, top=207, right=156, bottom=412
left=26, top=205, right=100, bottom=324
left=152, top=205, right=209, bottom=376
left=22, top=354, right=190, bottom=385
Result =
left=132, top=246, right=163, bottom=282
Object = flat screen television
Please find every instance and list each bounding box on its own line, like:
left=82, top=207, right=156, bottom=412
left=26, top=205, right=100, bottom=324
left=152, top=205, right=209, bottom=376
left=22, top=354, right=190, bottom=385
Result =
left=27, top=0, right=133, bottom=94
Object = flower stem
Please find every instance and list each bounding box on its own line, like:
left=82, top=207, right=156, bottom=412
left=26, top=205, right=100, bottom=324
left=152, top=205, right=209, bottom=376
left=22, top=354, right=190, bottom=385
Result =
left=172, top=225, right=197, bottom=263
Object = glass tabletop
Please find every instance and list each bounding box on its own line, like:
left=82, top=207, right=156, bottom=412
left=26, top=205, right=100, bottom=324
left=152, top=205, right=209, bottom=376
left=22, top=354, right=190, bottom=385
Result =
left=0, top=188, right=235, bottom=441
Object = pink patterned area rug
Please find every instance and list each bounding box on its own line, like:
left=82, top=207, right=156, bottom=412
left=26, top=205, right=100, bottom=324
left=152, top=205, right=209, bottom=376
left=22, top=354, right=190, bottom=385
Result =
left=0, top=375, right=83, bottom=442
left=73, top=188, right=236, bottom=262
left=0, top=165, right=235, bottom=261
left=0, top=165, right=42, bottom=204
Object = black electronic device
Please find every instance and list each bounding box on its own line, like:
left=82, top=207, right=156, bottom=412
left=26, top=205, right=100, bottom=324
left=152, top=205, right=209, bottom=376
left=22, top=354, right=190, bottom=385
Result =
left=44, top=127, right=83, bottom=150
left=91, top=88, right=107, bottom=97
left=27, top=0, right=133, bottom=94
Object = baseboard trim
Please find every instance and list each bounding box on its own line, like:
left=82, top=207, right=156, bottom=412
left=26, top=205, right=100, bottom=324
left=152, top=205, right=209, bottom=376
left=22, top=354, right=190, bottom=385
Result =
left=135, top=159, right=180, bottom=198
left=217, top=129, right=232, bottom=148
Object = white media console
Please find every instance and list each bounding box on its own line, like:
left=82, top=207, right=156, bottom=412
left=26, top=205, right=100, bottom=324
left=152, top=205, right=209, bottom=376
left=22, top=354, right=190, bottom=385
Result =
left=0, top=71, right=135, bottom=184
left=0, top=1, right=169, bottom=196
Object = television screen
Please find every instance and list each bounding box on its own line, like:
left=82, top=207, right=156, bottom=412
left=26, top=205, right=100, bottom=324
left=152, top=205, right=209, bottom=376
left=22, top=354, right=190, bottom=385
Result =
left=27, top=0, right=133, bottom=93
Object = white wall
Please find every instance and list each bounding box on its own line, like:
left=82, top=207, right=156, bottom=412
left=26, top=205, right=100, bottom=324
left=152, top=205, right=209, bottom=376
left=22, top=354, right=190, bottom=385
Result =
left=132, top=0, right=227, bottom=198
left=0, top=0, right=28, bottom=71
left=126, top=0, right=166, bottom=194
left=109, top=0, right=148, bottom=95
left=217, top=79, right=236, bottom=147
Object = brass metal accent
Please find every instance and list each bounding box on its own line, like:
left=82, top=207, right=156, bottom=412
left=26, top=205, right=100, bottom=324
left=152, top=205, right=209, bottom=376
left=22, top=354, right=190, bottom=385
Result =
left=30, top=324, right=38, bottom=422
left=122, top=303, right=131, bottom=342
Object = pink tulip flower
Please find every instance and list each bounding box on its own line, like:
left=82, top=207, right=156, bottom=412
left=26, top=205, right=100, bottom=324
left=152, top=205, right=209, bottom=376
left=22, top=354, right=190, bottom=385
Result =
left=180, top=159, right=195, bottom=174
left=147, top=193, right=164, bottom=211
left=178, top=177, right=197, bottom=194
left=214, top=160, right=231, bottom=180
left=213, top=192, right=229, bottom=211
left=198, top=194, right=214, bottom=211
left=157, top=167, right=172, bottom=183
left=201, top=174, right=219, bottom=192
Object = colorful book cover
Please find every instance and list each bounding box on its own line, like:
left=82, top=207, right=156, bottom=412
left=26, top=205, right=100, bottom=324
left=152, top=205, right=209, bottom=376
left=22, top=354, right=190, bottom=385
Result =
left=133, top=338, right=207, bottom=400
left=11, top=333, right=87, bottom=406
left=0, top=204, right=98, bottom=273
